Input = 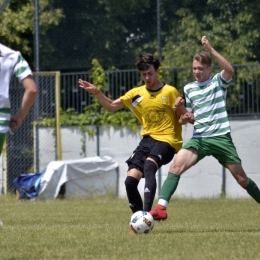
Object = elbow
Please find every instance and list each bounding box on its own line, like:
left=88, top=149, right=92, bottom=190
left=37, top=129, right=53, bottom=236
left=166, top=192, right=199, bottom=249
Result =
left=33, top=88, right=38, bottom=95
left=30, top=88, right=38, bottom=98
left=229, top=66, right=235, bottom=76
left=106, top=103, right=121, bottom=113
left=106, top=107, right=116, bottom=113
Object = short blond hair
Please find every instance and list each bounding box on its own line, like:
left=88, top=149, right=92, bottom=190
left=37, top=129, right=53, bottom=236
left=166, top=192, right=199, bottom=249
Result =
left=193, top=51, right=212, bottom=67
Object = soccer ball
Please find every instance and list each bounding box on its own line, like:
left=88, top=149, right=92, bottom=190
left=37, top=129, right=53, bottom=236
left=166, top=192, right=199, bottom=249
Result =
left=129, top=211, right=154, bottom=234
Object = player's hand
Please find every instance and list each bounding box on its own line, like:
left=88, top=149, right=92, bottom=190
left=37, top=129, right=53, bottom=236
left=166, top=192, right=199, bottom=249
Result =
left=78, top=79, right=100, bottom=95
left=175, top=97, right=185, bottom=108
left=179, top=112, right=194, bottom=125
left=201, top=36, right=213, bottom=51
left=185, top=112, right=194, bottom=121
left=9, top=114, right=23, bottom=129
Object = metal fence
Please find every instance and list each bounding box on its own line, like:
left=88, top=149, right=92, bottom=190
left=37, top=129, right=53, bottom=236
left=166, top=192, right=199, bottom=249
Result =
left=61, top=64, right=260, bottom=115
left=2, top=64, right=260, bottom=194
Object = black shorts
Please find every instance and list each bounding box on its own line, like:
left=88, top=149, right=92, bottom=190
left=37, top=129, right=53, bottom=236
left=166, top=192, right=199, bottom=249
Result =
left=126, top=135, right=175, bottom=174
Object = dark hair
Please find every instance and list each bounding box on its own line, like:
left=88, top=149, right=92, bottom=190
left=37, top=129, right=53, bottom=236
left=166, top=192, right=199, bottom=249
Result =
left=135, top=53, right=160, bottom=71
left=193, top=51, right=212, bottom=67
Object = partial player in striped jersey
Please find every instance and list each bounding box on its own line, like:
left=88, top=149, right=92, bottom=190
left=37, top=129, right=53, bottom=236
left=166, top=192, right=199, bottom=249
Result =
left=0, top=43, right=38, bottom=154
left=150, top=36, right=260, bottom=221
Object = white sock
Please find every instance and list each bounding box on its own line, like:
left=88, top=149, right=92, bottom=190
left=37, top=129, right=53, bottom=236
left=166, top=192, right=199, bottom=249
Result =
left=158, top=199, right=168, bottom=207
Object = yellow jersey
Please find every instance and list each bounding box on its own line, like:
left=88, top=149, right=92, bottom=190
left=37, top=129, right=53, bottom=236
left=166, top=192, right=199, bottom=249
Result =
left=120, top=84, right=183, bottom=151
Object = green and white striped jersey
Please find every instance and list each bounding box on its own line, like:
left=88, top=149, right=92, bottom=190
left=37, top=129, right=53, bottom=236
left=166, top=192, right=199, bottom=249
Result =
left=184, top=72, right=231, bottom=138
left=0, top=43, right=32, bottom=133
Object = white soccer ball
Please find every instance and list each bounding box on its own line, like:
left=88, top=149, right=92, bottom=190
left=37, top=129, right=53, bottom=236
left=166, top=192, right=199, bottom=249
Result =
left=129, top=210, right=154, bottom=234
left=0, top=220, right=3, bottom=229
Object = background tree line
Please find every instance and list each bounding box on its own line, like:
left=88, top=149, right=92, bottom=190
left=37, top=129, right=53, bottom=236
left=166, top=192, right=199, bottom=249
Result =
left=1, top=0, right=260, bottom=72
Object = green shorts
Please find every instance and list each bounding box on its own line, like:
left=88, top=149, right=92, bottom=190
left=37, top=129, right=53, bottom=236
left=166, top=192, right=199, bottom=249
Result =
left=182, top=133, right=241, bottom=166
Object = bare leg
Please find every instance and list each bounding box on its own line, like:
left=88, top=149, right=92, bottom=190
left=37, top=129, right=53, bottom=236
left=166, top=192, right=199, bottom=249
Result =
left=226, top=164, right=248, bottom=188
left=149, top=148, right=198, bottom=220
left=227, top=164, right=260, bottom=204
left=158, top=148, right=198, bottom=204
left=169, top=148, right=198, bottom=176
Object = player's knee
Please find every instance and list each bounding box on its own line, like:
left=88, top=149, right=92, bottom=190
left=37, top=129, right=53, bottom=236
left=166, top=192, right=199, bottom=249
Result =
left=169, top=163, right=182, bottom=175
left=144, top=160, right=158, bottom=177
left=228, top=165, right=249, bottom=188
left=147, top=155, right=160, bottom=168
left=236, top=177, right=249, bottom=188
left=125, top=176, right=139, bottom=190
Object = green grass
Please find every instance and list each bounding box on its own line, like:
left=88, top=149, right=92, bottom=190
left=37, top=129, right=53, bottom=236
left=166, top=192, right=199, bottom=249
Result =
left=0, top=195, right=260, bottom=260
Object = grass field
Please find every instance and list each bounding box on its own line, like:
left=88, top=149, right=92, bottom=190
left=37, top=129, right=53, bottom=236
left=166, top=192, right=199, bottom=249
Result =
left=0, top=195, right=260, bottom=260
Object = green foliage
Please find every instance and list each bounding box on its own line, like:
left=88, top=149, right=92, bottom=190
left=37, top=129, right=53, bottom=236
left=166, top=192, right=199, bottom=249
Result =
left=37, top=106, right=140, bottom=133
left=0, top=0, right=64, bottom=63
left=159, top=1, right=260, bottom=111
left=90, top=59, right=106, bottom=111
left=163, top=1, right=260, bottom=67
left=2, top=0, right=260, bottom=70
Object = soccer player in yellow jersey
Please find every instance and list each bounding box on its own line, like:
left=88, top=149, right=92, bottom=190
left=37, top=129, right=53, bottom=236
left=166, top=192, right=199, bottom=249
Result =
left=78, top=53, right=183, bottom=220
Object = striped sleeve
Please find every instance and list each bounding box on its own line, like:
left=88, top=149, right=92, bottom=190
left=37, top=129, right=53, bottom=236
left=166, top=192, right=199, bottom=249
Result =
left=184, top=84, right=193, bottom=112
left=218, top=71, right=232, bottom=89
left=13, top=53, right=33, bottom=82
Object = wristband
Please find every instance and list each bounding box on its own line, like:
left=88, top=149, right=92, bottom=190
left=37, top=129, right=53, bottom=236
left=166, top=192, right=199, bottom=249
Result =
left=94, top=90, right=100, bottom=95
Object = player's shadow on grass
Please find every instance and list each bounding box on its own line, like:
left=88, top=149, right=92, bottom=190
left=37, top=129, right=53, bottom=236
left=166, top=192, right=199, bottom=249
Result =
left=158, top=229, right=260, bottom=234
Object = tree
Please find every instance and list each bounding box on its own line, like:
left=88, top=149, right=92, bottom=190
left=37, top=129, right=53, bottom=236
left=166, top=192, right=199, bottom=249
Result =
left=0, top=0, right=64, bottom=67
left=162, top=0, right=260, bottom=67
left=39, top=0, right=158, bottom=71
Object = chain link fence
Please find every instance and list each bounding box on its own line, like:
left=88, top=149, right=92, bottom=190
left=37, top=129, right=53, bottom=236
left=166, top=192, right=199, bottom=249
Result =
left=2, top=72, right=59, bottom=193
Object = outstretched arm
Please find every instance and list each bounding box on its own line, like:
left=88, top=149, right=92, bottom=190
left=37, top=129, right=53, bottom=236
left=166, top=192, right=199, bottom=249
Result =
left=78, top=79, right=125, bottom=112
left=201, top=36, right=234, bottom=81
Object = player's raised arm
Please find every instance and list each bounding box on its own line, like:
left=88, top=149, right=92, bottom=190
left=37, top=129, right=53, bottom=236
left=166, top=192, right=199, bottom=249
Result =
left=201, top=36, right=234, bottom=81
left=78, top=79, right=125, bottom=112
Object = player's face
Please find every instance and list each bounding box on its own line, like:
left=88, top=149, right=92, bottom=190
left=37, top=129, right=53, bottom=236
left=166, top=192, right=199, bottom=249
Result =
left=192, top=60, right=212, bottom=82
left=139, top=65, right=159, bottom=88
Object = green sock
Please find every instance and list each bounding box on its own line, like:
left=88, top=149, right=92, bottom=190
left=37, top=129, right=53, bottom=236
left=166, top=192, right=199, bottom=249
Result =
left=159, top=172, right=180, bottom=202
left=246, top=178, right=260, bottom=204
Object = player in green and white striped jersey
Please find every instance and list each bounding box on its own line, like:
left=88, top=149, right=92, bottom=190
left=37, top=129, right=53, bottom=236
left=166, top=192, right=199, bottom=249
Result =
left=184, top=68, right=231, bottom=138
left=0, top=43, right=38, bottom=154
left=150, top=36, right=260, bottom=221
